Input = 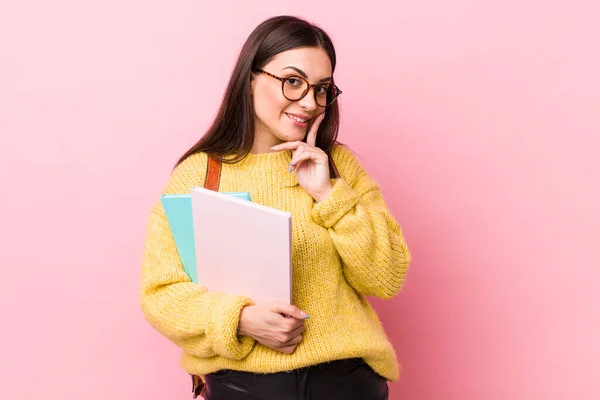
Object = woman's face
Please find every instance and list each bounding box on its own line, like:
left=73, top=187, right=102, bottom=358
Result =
left=251, top=46, right=332, bottom=151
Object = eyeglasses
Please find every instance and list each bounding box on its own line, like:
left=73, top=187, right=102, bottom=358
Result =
left=254, top=69, right=342, bottom=107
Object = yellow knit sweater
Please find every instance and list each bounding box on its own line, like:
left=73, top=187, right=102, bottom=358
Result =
left=140, top=144, right=411, bottom=381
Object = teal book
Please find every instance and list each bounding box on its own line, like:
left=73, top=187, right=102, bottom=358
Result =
left=161, top=192, right=252, bottom=283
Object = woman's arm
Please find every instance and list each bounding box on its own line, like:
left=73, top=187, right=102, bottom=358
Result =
left=140, top=204, right=256, bottom=359
left=139, top=153, right=255, bottom=359
left=311, top=146, right=411, bottom=299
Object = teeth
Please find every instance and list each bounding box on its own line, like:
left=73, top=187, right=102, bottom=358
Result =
left=288, top=114, right=307, bottom=123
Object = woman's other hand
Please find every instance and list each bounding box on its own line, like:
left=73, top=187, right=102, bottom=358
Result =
left=271, top=113, right=333, bottom=202
left=238, top=302, right=309, bottom=354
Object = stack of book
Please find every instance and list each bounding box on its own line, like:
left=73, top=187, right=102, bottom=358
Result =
left=161, top=188, right=292, bottom=304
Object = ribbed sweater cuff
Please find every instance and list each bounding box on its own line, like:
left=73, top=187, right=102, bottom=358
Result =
left=311, top=179, right=360, bottom=228
left=205, top=295, right=256, bottom=360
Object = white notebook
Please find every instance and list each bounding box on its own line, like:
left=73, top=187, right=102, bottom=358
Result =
left=190, top=186, right=292, bottom=305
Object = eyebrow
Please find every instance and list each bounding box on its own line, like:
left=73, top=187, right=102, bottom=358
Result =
left=282, top=66, right=332, bottom=83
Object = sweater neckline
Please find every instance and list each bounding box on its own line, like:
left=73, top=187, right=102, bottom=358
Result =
left=226, top=150, right=293, bottom=172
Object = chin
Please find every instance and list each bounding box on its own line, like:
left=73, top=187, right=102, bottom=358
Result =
left=277, top=127, right=307, bottom=142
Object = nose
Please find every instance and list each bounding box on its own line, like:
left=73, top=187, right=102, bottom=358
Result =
left=297, top=87, right=319, bottom=111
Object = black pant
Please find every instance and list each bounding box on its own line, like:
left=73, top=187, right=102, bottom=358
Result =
left=202, top=358, right=389, bottom=400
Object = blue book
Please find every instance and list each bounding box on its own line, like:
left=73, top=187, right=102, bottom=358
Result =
left=161, top=192, right=252, bottom=283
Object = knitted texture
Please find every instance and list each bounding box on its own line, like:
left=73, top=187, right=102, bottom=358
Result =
left=140, top=144, right=411, bottom=381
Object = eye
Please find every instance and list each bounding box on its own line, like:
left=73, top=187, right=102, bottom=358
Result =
left=315, top=85, right=329, bottom=95
left=284, top=77, right=303, bottom=87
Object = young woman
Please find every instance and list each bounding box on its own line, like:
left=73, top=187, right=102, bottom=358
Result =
left=141, top=15, right=411, bottom=400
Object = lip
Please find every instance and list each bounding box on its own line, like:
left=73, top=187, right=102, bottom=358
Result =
left=285, top=112, right=311, bottom=121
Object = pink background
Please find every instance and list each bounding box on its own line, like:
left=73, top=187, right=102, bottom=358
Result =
left=1, top=1, right=599, bottom=399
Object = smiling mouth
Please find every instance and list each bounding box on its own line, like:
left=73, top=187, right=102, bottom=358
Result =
left=286, top=113, right=309, bottom=123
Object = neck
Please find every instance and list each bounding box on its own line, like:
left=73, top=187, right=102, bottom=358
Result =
left=251, top=122, right=285, bottom=154
left=250, top=139, right=277, bottom=154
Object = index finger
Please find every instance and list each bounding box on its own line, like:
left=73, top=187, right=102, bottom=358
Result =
left=270, top=301, right=309, bottom=319
left=306, top=112, right=325, bottom=147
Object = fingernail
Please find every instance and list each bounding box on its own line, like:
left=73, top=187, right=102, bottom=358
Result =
left=322, top=111, right=326, bottom=117
left=288, top=165, right=293, bottom=173
left=304, top=315, right=310, bottom=319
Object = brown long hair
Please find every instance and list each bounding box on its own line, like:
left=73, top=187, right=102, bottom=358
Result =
left=175, top=15, right=341, bottom=174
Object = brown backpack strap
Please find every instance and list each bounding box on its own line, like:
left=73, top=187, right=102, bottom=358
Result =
left=191, top=374, right=205, bottom=398
left=204, top=153, right=222, bottom=191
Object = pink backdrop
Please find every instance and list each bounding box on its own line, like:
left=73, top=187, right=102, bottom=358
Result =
left=1, top=1, right=599, bottom=399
